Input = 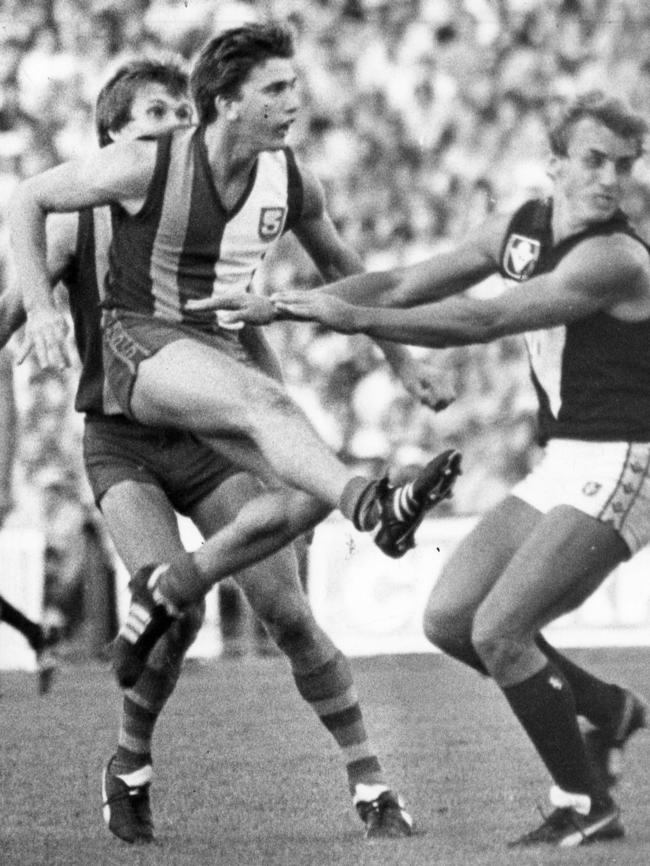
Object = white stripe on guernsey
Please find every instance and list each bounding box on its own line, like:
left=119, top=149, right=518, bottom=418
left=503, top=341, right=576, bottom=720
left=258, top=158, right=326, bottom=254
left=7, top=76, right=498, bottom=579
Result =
left=151, top=129, right=195, bottom=321
left=524, top=325, right=567, bottom=418
left=92, top=207, right=123, bottom=415
left=213, top=150, right=289, bottom=329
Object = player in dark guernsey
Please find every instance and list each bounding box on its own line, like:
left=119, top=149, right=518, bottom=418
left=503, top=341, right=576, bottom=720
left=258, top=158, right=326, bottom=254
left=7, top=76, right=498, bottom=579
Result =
left=0, top=52, right=455, bottom=842
left=258, top=91, right=650, bottom=848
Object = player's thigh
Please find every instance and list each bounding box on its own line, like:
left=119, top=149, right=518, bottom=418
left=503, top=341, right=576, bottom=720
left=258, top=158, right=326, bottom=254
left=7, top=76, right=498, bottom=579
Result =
left=100, top=480, right=184, bottom=574
left=476, top=504, right=630, bottom=641
left=425, top=495, right=541, bottom=627
left=131, top=338, right=287, bottom=435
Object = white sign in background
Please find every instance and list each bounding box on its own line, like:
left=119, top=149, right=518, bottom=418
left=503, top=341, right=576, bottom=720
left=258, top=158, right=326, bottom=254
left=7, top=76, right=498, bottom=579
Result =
left=3, top=516, right=650, bottom=669
left=307, top=516, right=650, bottom=657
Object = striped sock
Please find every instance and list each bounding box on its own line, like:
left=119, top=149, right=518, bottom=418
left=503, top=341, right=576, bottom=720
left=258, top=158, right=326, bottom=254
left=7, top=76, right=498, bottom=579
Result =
left=293, top=651, right=386, bottom=794
left=390, top=481, right=419, bottom=521
left=113, top=605, right=203, bottom=773
left=338, top=477, right=381, bottom=531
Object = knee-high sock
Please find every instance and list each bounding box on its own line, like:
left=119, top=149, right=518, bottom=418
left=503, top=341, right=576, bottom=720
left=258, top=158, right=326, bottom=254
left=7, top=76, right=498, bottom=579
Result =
left=503, top=662, right=609, bottom=801
left=535, top=635, right=626, bottom=735
left=113, top=606, right=203, bottom=773
left=293, top=651, right=386, bottom=794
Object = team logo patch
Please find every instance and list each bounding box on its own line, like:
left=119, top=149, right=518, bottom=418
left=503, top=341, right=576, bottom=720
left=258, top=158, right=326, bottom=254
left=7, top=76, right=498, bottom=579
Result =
left=258, top=207, right=286, bottom=241
left=503, top=234, right=541, bottom=280
left=582, top=481, right=602, bottom=496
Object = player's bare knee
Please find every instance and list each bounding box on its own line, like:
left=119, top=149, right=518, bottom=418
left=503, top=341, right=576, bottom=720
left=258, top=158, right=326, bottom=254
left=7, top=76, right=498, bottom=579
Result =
left=422, top=601, right=468, bottom=653
left=471, top=619, right=526, bottom=681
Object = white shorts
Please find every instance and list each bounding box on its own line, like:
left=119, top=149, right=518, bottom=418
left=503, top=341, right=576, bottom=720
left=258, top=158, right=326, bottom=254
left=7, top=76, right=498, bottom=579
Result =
left=511, top=439, right=650, bottom=555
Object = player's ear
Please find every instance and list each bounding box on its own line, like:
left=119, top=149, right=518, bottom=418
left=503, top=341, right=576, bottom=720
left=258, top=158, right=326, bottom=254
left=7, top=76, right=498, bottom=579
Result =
left=217, top=95, right=240, bottom=122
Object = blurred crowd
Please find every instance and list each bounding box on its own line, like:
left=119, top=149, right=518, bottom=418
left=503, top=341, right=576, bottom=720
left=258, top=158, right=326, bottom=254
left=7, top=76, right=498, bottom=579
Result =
left=2, top=0, right=650, bottom=522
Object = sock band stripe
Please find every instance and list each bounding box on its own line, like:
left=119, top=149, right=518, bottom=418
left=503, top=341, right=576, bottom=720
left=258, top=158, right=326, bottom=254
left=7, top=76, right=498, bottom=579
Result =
left=310, top=686, right=359, bottom=716
left=321, top=705, right=363, bottom=732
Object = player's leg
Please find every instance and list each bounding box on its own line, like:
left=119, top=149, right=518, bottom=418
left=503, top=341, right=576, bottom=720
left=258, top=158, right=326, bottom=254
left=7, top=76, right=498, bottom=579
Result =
left=0, top=594, right=56, bottom=694
left=423, top=495, right=538, bottom=671
left=424, top=494, right=645, bottom=764
left=472, top=506, right=628, bottom=846
left=189, top=483, right=413, bottom=838
left=98, top=478, right=205, bottom=844
left=113, top=327, right=461, bottom=550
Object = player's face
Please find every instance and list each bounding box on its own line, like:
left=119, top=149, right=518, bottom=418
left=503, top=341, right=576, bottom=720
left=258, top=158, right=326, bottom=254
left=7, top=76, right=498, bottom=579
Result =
left=112, top=82, right=193, bottom=141
left=234, top=57, right=299, bottom=149
left=552, top=117, right=638, bottom=228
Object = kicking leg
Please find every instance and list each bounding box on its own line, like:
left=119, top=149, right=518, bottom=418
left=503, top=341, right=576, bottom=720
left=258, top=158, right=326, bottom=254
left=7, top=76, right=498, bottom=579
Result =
left=131, top=339, right=461, bottom=548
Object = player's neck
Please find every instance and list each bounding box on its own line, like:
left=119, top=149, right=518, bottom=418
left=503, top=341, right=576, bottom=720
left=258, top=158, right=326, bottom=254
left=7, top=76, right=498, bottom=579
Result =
left=551, top=197, right=604, bottom=244
left=203, top=123, right=259, bottom=185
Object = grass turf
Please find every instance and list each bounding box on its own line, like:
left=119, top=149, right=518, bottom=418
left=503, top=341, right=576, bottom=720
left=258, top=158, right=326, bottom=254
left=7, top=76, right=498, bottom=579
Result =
left=1, top=648, right=649, bottom=866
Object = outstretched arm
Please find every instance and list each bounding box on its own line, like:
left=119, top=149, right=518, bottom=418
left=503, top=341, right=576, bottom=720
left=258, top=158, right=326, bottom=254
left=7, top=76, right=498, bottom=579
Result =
left=291, top=167, right=456, bottom=409
left=318, top=216, right=507, bottom=308
left=273, top=234, right=645, bottom=348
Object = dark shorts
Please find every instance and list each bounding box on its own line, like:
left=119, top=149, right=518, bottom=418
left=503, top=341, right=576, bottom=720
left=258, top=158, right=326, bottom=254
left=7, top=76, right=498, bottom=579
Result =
left=83, top=414, right=238, bottom=514
left=102, top=308, right=254, bottom=420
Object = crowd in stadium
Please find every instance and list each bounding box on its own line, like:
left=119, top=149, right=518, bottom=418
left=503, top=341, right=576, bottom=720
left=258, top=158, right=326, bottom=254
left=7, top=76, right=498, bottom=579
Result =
left=1, top=0, right=649, bottom=518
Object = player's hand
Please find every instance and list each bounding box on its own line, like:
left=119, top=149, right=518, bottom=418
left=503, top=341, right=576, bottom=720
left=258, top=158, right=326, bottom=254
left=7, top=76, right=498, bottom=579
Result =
left=271, top=289, right=359, bottom=333
left=185, top=293, right=277, bottom=325
left=394, top=356, right=456, bottom=412
left=18, top=308, right=71, bottom=370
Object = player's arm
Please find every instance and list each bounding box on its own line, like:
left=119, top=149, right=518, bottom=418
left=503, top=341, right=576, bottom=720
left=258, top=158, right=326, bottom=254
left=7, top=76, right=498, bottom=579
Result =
left=9, top=140, right=155, bottom=369
left=292, top=167, right=456, bottom=409
left=273, top=235, right=644, bottom=347
left=317, top=215, right=506, bottom=308
left=239, top=326, right=284, bottom=383
left=12, top=212, right=80, bottom=363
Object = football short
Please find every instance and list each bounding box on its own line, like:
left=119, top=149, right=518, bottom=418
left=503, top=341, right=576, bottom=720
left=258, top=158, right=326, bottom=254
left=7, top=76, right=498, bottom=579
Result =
left=102, top=308, right=254, bottom=420
left=83, top=414, right=238, bottom=514
left=511, top=438, right=650, bottom=555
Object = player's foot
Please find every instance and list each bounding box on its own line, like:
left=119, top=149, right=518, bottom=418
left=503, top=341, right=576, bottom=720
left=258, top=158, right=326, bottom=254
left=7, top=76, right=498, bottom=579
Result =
left=102, top=756, right=154, bottom=843
left=509, top=790, right=623, bottom=848
left=112, top=564, right=179, bottom=689
left=354, top=785, right=414, bottom=839
left=584, top=689, right=648, bottom=788
left=374, top=449, right=462, bottom=558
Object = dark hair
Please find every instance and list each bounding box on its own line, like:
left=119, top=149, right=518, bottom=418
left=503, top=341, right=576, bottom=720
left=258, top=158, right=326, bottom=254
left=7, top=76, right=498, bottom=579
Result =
left=95, top=56, right=189, bottom=147
left=549, top=90, right=647, bottom=158
left=191, top=21, right=294, bottom=124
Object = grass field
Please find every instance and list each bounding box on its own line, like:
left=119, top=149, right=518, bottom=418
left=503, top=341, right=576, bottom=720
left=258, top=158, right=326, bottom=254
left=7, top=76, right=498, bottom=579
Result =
left=2, top=648, right=649, bottom=866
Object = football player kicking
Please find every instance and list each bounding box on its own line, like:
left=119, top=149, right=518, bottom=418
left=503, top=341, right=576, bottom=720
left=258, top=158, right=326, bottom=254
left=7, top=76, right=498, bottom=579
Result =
left=3, top=50, right=456, bottom=843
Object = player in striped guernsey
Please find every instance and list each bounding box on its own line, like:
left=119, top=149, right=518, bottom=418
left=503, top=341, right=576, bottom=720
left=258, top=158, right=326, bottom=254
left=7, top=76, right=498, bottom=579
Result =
left=265, top=91, right=650, bottom=847
left=11, top=18, right=461, bottom=746
left=1, top=46, right=457, bottom=842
